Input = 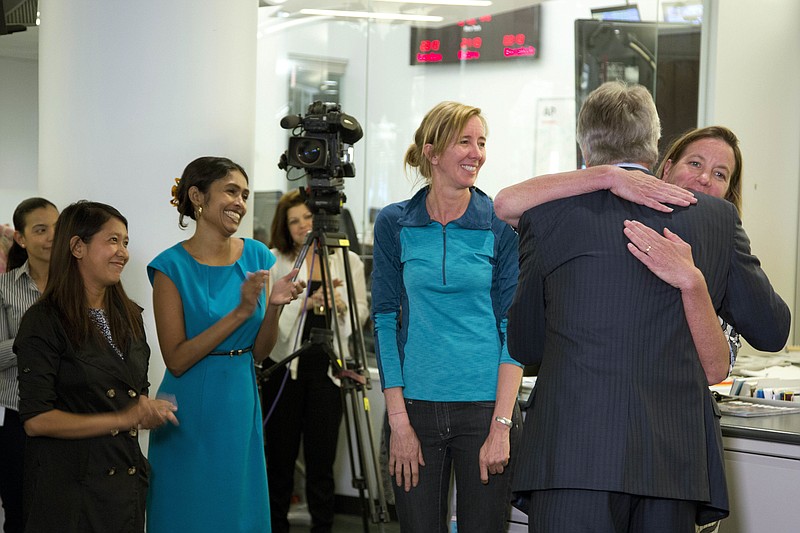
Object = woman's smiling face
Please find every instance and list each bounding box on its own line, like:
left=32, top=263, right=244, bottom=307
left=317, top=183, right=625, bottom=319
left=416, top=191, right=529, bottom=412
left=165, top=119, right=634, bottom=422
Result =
left=429, top=115, right=486, bottom=191
left=662, top=137, right=735, bottom=200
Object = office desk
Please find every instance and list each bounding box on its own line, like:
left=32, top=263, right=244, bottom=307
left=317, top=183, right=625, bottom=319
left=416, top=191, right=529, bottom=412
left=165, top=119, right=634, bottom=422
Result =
left=719, top=413, right=800, bottom=532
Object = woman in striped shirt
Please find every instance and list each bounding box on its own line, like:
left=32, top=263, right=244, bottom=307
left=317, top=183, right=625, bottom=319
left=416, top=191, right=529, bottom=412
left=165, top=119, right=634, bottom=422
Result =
left=0, top=197, right=58, bottom=533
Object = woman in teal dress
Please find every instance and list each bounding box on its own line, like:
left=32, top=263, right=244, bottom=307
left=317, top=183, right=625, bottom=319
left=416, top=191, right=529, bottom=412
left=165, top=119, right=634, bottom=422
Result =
left=146, top=157, right=304, bottom=533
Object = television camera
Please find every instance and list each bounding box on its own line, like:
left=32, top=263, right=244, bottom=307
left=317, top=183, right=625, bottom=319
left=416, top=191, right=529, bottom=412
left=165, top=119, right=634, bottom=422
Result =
left=278, top=101, right=363, bottom=216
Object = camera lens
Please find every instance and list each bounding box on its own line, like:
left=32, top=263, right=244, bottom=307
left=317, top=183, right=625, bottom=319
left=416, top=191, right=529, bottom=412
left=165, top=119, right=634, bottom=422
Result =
left=295, top=139, right=325, bottom=167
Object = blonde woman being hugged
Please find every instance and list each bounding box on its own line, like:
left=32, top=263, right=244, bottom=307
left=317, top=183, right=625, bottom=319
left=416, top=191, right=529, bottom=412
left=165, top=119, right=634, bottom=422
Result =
left=261, top=190, right=368, bottom=533
left=146, top=157, right=304, bottom=533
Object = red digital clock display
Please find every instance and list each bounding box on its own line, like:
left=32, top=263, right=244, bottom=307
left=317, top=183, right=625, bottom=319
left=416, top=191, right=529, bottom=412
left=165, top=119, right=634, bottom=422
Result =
left=410, top=6, right=540, bottom=65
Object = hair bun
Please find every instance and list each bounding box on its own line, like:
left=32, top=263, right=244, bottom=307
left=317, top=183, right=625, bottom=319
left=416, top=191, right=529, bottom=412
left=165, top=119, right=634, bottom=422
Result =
left=170, top=177, right=181, bottom=207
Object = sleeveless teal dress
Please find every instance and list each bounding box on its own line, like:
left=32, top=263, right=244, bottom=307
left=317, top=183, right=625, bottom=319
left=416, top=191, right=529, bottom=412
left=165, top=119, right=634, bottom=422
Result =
left=146, top=239, right=274, bottom=532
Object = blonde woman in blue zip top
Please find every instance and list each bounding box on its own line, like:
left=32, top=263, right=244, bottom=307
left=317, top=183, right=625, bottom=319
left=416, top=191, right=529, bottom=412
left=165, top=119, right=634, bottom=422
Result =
left=372, top=102, right=523, bottom=532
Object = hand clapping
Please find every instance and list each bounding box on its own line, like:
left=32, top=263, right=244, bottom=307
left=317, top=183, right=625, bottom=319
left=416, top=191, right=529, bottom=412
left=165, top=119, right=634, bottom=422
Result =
left=236, top=270, right=270, bottom=318
left=308, top=279, right=346, bottom=316
left=269, top=268, right=306, bottom=306
left=128, top=395, right=179, bottom=430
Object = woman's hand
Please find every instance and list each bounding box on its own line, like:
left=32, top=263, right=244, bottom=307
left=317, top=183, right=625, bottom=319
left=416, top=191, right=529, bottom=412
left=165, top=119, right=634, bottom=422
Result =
left=388, top=413, right=425, bottom=492
left=235, top=270, right=269, bottom=318
left=609, top=168, right=696, bottom=212
left=479, top=423, right=511, bottom=484
left=625, top=219, right=732, bottom=384
left=126, top=395, right=179, bottom=430
left=269, top=268, right=305, bottom=306
left=331, top=280, right=347, bottom=316
left=307, top=279, right=347, bottom=316
left=623, top=220, right=703, bottom=290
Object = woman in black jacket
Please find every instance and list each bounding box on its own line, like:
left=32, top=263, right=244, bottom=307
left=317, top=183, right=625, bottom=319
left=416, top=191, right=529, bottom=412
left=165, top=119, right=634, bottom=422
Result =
left=14, top=201, right=178, bottom=533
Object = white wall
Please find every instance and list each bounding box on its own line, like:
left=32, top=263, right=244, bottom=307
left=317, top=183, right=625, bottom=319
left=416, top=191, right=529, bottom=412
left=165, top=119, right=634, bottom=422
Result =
left=0, top=55, right=38, bottom=221
left=704, top=0, right=800, bottom=345
left=33, top=0, right=258, bottom=455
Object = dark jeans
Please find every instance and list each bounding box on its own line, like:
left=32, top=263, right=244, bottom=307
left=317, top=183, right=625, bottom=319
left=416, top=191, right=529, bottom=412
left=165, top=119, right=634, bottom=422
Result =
left=528, top=489, right=697, bottom=533
left=0, top=409, right=24, bottom=533
left=262, top=351, right=343, bottom=533
left=388, top=399, right=521, bottom=533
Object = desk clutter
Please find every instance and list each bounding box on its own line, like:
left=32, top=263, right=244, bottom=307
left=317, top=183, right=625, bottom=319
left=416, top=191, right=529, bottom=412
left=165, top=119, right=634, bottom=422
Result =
left=709, top=354, right=800, bottom=417
left=716, top=396, right=800, bottom=417
left=730, top=376, right=800, bottom=401
left=716, top=376, right=800, bottom=417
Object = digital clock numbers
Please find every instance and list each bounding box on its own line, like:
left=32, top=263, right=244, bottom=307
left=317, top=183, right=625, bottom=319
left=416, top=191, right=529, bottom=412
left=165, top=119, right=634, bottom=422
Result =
left=410, top=6, right=541, bottom=65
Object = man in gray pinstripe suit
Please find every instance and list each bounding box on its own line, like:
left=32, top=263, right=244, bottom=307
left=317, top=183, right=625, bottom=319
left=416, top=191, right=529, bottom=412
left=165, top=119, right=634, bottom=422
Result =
left=504, top=81, right=790, bottom=532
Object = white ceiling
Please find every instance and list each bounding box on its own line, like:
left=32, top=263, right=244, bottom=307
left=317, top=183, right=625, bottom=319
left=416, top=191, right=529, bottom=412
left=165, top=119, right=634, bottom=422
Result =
left=261, top=0, right=544, bottom=27
left=0, top=1, right=545, bottom=59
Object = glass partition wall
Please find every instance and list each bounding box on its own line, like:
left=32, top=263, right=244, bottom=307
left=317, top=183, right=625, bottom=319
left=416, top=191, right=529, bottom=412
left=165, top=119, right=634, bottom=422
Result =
left=254, top=0, right=705, bottom=247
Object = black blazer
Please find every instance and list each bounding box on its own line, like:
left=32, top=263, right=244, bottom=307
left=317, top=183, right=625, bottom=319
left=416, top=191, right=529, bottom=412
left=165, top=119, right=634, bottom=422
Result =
left=508, top=190, right=790, bottom=523
left=15, top=301, right=151, bottom=533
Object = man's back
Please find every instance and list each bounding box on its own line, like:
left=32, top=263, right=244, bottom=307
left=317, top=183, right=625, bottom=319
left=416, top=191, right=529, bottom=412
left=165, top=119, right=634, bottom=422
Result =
left=509, top=189, right=789, bottom=520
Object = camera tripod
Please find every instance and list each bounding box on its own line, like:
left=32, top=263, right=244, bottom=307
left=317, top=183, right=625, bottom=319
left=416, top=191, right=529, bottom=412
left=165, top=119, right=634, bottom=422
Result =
left=259, top=212, right=390, bottom=532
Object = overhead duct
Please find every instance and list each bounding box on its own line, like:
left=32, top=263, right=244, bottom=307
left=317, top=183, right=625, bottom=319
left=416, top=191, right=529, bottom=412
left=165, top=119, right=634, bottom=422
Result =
left=1, top=0, right=37, bottom=35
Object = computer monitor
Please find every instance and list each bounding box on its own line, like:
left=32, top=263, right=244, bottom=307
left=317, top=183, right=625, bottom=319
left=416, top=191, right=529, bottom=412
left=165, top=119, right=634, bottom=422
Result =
left=591, top=4, right=641, bottom=22
left=662, top=1, right=703, bottom=24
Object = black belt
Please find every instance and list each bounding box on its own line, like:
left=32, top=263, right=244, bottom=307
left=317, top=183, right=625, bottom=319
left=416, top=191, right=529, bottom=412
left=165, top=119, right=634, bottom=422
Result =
left=209, top=345, right=253, bottom=357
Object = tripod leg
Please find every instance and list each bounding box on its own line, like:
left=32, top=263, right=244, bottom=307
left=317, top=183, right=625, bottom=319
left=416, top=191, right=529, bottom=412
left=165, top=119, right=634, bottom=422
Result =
left=311, top=232, right=391, bottom=529
left=339, top=241, right=370, bottom=380
left=340, top=383, right=371, bottom=531
left=348, top=382, right=391, bottom=529
left=338, top=252, right=390, bottom=527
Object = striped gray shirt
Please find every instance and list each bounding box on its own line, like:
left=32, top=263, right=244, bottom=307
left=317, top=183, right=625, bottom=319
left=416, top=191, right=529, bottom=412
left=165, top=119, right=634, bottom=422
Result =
left=0, top=261, right=41, bottom=410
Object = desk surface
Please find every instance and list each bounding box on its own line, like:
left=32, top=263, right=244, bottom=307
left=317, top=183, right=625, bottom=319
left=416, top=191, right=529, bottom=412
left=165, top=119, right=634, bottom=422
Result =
left=721, top=412, right=800, bottom=445
left=521, top=377, right=800, bottom=446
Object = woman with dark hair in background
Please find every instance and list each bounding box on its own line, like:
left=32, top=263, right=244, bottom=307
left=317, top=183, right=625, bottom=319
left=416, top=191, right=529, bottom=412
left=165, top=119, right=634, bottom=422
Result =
left=0, top=197, right=57, bottom=533
left=146, top=157, right=304, bottom=533
left=261, top=189, right=368, bottom=533
left=14, top=201, right=178, bottom=533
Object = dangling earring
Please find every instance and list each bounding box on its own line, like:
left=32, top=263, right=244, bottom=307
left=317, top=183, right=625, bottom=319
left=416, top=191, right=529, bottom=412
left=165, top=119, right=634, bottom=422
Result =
left=196, top=206, right=203, bottom=218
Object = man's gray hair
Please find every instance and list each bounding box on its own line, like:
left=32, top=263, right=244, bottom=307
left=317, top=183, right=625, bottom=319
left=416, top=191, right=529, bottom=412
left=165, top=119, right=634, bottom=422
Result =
left=576, top=81, right=661, bottom=168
